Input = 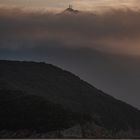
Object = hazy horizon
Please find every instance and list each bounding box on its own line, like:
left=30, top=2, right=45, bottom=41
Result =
left=1, top=0, right=140, bottom=12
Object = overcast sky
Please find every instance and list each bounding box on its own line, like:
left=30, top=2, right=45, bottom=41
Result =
left=0, top=0, right=140, bottom=11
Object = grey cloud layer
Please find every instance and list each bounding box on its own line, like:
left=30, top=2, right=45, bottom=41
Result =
left=1, top=8, right=140, bottom=54
left=1, top=0, right=140, bottom=11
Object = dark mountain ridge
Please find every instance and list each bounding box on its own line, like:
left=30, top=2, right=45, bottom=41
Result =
left=0, top=60, right=140, bottom=138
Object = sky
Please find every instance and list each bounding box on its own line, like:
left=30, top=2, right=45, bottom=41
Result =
left=0, top=0, right=140, bottom=109
left=0, top=0, right=140, bottom=11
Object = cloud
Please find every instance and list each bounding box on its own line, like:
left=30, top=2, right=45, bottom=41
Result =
left=1, top=7, right=140, bottom=54
left=1, top=0, right=140, bottom=11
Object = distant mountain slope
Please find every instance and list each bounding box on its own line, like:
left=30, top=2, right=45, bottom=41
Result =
left=0, top=60, right=140, bottom=137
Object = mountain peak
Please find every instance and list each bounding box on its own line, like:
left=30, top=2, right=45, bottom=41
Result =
left=63, top=5, right=79, bottom=14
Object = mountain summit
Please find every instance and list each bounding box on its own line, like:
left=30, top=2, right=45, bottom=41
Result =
left=62, top=5, right=79, bottom=14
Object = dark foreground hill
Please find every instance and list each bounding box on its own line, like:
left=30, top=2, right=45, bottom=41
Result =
left=0, top=60, right=140, bottom=138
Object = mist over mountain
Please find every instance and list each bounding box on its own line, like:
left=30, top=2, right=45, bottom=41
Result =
left=0, top=4, right=140, bottom=138
left=0, top=60, right=140, bottom=138
left=1, top=7, right=140, bottom=109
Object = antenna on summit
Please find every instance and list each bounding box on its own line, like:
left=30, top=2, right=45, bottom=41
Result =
left=69, top=4, right=73, bottom=9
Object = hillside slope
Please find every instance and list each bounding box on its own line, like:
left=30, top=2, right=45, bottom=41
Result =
left=0, top=60, right=140, bottom=138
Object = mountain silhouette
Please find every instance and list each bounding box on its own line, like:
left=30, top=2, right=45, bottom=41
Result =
left=0, top=60, right=140, bottom=138
left=62, top=5, right=79, bottom=14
